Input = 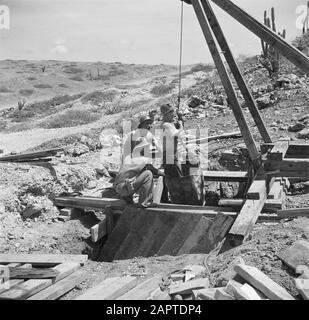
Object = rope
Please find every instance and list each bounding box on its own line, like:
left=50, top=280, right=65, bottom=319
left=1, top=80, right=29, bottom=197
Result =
left=177, top=0, right=184, bottom=109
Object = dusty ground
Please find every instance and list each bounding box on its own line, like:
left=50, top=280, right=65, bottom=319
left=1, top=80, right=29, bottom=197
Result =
left=0, top=54, right=309, bottom=299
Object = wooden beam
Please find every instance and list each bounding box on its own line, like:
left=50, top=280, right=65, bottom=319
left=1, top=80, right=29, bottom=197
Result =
left=277, top=240, right=309, bottom=271
left=28, top=271, right=87, bottom=300
left=75, top=277, right=137, bottom=300
left=90, top=218, right=107, bottom=242
left=228, top=179, right=267, bottom=242
left=234, top=264, right=294, bottom=300
left=200, top=0, right=272, bottom=143
left=169, top=278, right=209, bottom=295
left=211, top=0, right=309, bottom=75
left=187, top=131, right=242, bottom=145
left=269, top=141, right=289, bottom=161
left=277, top=207, right=309, bottom=219
left=153, top=176, right=164, bottom=203
left=294, top=278, right=309, bottom=300
left=0, top=148, right=63, bottom=162
left=8, top=267, right=59, bottom=279
left=191, top=0, right=259, bottom=161
left=0, top=254, right=88, bottom=267
left=219, top=198, right=282, bottom=211
left=54, top=196, right=127, bottom=210
left=247, top=180, right=266, bottom=200
left=117, top=276, right=161, bottom=300
left=203, top=170, right=248, bottom=182
left=268, top=178, right=284, bottom=200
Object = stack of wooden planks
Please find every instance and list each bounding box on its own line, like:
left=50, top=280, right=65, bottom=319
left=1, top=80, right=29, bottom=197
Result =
left=0, top=254, right=87, bottom=300
left=75, top=262, right=296, bottom=300
left=0, top=148, right=63, bottom=164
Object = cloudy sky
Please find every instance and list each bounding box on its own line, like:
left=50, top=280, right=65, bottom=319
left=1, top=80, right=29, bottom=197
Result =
left=0, top=0, right=307, bottom=64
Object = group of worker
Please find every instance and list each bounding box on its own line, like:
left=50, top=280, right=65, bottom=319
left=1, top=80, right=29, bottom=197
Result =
left=113, top=103, right=205, bottom=208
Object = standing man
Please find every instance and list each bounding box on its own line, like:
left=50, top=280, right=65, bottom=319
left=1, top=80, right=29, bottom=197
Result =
left=160, top=103, right=204, bottom=205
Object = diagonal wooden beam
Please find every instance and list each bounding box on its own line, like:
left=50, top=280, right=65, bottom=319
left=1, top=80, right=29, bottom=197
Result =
left=199, top=0, right=272, bottom=143
left=190, top=0, right=260, bottom=161
left=210, top=0, right=309, bottom=75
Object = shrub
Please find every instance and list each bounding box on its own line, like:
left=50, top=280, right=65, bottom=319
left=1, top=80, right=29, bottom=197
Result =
left=59, top=83, right=69, bottom=88
left=40, top=109, right=101, bottom=128
left=0, top=86, right=13, bottom=93
left=34, top=84, right=53, bottom=89
left=81, top=89, right=118, bottom=105
left=63, top=66, right=84, bottom=74
left=150, top=83, right=175, bottom=96
left=0, top=119, right=7, bottom=130
left=19, top=89, right=34, bottom=96
left=69, top=75, right=84, bottom=82
left=190, top=64, right=214, bottom=73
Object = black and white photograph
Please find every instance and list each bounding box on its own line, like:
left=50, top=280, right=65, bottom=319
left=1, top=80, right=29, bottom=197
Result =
left=0, top=0, right=309, bottom=305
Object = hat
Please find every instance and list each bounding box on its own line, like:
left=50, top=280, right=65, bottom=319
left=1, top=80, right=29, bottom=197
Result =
left=160, top=104, right=175, bottom=117
left=138, top=115, right=153, bottom=128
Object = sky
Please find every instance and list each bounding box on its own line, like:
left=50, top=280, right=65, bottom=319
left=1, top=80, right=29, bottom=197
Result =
left=0, top=0, right=307, bottom=64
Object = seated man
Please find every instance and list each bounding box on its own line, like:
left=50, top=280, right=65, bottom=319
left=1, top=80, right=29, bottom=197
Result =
left=113, top=156, right=165, bottom=208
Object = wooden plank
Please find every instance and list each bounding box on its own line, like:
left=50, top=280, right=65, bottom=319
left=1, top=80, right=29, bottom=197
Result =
left=214, top=288, right=235, bottom=300
left=90, top=218, right=107, bottom=243
left=211, top=0, right=309, bottom=75
left=277, top=240, right=309, bottom=271
left=0, top=263, right=80, bottom=300
left=247, top=180, right=267, bottom=200
left=28, top=271, right=87, bottom=300
left=0, top=279, right=52, bottom=300
left=228, top=179, right=267, bottom=242
left=269, top=141, right=289, bottom=161
left=153, top=176, right=164, bottom=203
left=117, top=276, right=161, bottom=300
left=54, top=196, right=127, bottom=210
left=193, top=288, right=216, bottom=300
left=294, top=278, right=309, bottom=300
left=75, top=276, right=137, bottom=300
left=169, top=278, right=209, bottom=295
left=277, top=207, right=309, bottom=219
left=8, top=267, right=59, bottom=279
left=225, top=280, right=252, bottom=300
left=0, top=279, right=24, bottom=295
left=187, top=131, right=242, bottom=145
left=200, top=0, right=272, bottom=143
left=234, top=264, right=294, bottom=300
left=0, top=254, right=88, bottom=266
left=268, top=179, right=284, bottom=200
left=191, top=0, right=259, bottom=161
left=203, top=170, right=248, bottom=182
left=219, top=199, right=282, bottom=211
left=0, top=148, right=63, bottom=162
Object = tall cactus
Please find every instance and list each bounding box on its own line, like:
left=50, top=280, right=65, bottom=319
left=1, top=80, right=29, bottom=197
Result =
left=260, top=7, right=286, bottom=80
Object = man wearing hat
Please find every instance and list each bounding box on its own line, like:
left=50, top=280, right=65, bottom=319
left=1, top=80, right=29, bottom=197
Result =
left=122, top=114, right=161, bottom=161
left=160, top=103, right=204, bottom=205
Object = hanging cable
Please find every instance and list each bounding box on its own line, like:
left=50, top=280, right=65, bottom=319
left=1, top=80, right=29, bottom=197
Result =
left=177, top=0, right=184, bottom=109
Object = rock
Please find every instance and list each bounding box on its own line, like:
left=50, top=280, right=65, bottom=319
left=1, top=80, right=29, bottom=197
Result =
left=188, top=96, right=205, bottom=108
left=299, top=114, right=309, bottom=122
left=22, top=204, right=43, bottom=218
left=298, top=128, right=309, bottom=139
left=288, top=123, right=306, bottom=132
left=87, top=180, right=97, bottom=189
left=256, top=96, right=271, bottom=109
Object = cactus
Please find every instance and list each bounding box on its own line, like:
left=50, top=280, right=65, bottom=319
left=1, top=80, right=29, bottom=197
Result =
left=260, top=7, right=286, bottom=80
left=17, top=98, right=26, bottom=111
